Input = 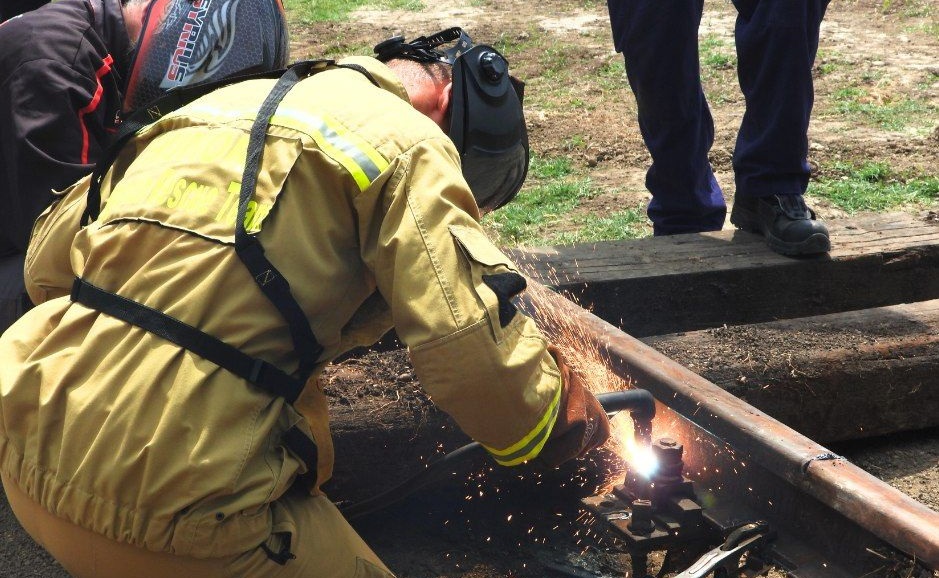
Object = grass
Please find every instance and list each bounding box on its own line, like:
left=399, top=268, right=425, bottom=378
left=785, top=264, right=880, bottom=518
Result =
left=494, top=157, right=939, bottom=246
left=879, top=0, right=934, bottom=17
left=699, top=34, right=735, bottom=71
left=595, top=59, right=627, bottom=92
left=493, top=28, right=542, bottom=58
left=832, top=86, right=932, bottom=131
left=284, top=0, right=422, bottom=23
left=527, top=39, right=584, bottom=108
left=902, top=17, right=939, bottom=35
left=563, top=135, right=588, bottom=152
left=698, top=34, right=738, bottom=104
left=492, top=31, right=589, bottom=109
left=552, top=207, right=649, bottom=244
left=530, top=155, right=575, bottom=180
left=277, top=1, right=937, bottom=246
left=814, top=49, right=846, bottom=76
left=483, top=155, right=587, bottom=245
left=483, top=155, right=649, bottom=246
left=538, top=42, right=573, bottom=83
left=308, top=41, right=374, bottom=59
left=810, top=161, right=938, bottom=213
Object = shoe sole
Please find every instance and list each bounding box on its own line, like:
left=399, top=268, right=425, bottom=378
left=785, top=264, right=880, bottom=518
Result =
left=766, top=232, right=831, bottom=256
left=730, top=206, right=831, bottom=256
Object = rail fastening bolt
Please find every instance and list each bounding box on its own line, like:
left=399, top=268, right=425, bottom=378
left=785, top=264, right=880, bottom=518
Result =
left=652, top=437, right=684, bottom=485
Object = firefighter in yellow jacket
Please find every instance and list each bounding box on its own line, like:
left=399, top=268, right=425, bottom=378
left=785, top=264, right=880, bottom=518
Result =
left=0, top=28, right=610, bottom=578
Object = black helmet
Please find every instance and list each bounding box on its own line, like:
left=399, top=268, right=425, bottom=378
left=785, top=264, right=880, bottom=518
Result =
left=123, top=0, right=289, bottom=113
left=374, top=27, right=529, bottom=212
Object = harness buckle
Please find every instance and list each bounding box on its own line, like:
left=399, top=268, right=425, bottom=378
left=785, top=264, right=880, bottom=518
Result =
left=249, top=359, right=266, bottom=384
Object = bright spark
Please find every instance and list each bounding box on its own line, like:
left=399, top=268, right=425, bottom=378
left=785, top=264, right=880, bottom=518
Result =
left=519, top=277, right=683, bottom=487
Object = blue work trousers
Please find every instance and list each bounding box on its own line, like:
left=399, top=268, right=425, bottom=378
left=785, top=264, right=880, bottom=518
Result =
left=608, top=0, right=830, bottom=234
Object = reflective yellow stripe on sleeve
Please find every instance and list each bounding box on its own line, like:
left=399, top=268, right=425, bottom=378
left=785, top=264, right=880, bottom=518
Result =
left=481, top=380, right=563, bottom=466
left=272, top=108, right=389, bottom=192
left=183, top=104, right=389, bottom=193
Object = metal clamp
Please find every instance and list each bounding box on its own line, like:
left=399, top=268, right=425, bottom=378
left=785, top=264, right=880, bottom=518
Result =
left=673, top=522, right=772, bottom=578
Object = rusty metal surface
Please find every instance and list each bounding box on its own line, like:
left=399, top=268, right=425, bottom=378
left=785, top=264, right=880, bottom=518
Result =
left=520, top=283, right=939, bottom=572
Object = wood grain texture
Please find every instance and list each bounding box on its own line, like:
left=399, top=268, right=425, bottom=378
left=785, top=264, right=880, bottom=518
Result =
left=509, top=214, right=939, bottom=337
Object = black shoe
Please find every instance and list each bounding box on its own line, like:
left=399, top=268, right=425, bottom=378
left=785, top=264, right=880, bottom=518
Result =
left=730, top=194, right=831, bottom=256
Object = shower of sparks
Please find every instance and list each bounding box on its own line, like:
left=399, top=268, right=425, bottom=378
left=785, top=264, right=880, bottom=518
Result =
left=407, top=252, right=767, bottom=573
left=517, top=264, right=754, bottom=497
left=515, top=271, right=691, bottom=487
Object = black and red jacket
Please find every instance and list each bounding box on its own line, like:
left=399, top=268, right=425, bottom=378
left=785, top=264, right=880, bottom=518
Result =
left=0, top=0, right=132, bottom=257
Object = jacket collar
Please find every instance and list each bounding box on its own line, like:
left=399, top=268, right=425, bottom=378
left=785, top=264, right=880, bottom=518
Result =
left=89, top=0, right=134, bottom=88
left=337, top=56, right=412, bottom=105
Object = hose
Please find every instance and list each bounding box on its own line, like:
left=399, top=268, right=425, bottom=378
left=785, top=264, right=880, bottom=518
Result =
left=340, top=389, right=656, bottom=521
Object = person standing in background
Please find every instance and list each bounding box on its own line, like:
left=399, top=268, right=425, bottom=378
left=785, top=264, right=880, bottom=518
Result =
left=607, top=0, right=831, bottom=256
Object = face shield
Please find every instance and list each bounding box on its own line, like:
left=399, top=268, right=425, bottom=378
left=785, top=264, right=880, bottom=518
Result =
left=123, top=0, right=289, bottom=113
left=374, top=27, right=529, bottom=212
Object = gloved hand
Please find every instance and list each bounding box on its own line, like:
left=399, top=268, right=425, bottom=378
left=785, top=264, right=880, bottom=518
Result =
left=538, top=345, right=611, bottom=468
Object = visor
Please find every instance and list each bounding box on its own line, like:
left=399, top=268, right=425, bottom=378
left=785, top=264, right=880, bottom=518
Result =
left=124, top=0, right=289, bottom=112
left=461, top=140, right=528, bottom=212
left=449, top=44, right=529, bottom=212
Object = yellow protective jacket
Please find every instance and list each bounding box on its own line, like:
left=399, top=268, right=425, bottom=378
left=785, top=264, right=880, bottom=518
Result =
left=0, top=57, right=561, bottom=558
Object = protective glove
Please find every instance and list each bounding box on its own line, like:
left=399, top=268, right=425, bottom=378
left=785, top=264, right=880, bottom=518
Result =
left=537, top=345, right=611, bottom=467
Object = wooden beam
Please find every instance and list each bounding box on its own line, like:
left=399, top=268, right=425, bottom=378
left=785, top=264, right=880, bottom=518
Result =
left=508, top=213, right=939, bottom=337
left=642, top=299, right=939, bottom=443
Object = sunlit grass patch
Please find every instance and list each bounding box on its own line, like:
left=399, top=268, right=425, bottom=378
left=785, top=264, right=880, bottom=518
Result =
left=552, top=207, right=650, bottom=244
left=484, top=155, right=581, bottom=244
left=814, top=48, right=847, bottom=76
left=832, top=86, right=932, bottom=131
left=596, top=58, right=627, bottom=92
left=879, top=0, right=934, bottom=17
left=484, top=180, right=590, bottom=245
left=484, top=155, right=650, bottom=245
left=698, top=34, right=737, bottom=104
left=699, top=34, right=735, bottom=71
left=493, top=29, right=542, bottom=58
left=310, top=41, right=375, bottom=59
left=530, top=155, right=574, bottom=180
left=810, top=161, right=938, bottom=213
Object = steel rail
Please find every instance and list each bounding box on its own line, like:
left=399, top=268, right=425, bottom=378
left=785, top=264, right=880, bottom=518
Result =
left=519, top=280, right=939, bottom=572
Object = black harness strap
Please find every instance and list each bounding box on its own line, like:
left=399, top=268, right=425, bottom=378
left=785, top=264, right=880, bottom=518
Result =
left=234, top=63, right=323, bottom=376
left=82, top=61, right=329, bottom=378
left=70, top=277, right=305, bottom=404
left=283, top=426, right=320, bottom=493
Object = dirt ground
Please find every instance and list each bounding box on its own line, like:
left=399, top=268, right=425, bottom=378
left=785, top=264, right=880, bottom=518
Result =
left=1, top=0, right=938, bottom=576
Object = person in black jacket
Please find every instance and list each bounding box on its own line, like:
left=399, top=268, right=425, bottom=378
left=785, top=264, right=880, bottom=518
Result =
left=0, top=0, right=290, bottom=333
